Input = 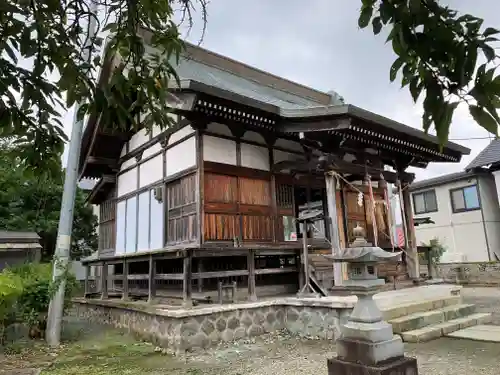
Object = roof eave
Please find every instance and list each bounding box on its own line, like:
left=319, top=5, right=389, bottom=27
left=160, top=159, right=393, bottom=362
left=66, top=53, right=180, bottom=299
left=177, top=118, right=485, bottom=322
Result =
left=279, top=104, right=470, bottom=156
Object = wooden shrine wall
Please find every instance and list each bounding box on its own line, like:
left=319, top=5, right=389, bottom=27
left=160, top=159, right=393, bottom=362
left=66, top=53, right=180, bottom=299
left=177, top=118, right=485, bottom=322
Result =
left=204, top=169, right=273, bottom=242
left=166, top=173, right=198, bottom=244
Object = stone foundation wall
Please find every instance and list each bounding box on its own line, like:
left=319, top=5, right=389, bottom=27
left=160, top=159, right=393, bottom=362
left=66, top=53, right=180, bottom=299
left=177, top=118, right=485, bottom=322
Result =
left=436, top=262, right=500, bottom=286
left=73, top=300, right=351, bottom=354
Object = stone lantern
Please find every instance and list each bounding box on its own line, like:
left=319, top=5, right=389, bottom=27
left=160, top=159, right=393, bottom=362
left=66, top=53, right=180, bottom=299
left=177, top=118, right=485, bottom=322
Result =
left=323, top=225, right=419, bottom=375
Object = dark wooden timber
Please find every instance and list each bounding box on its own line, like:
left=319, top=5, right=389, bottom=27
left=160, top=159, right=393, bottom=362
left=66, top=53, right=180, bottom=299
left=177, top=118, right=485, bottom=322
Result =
left=247, top=249, right=257, bottom=301
left=402, top=181, right=419, bottom=280
left=122, top=259, right=129, bottom=300
left=148, top=255, right=156, bottom=303
left=183, top=250, right=193, bottom=307
left=84, top=265, right=90, bottom=297
left=100, top=262, right=108, bottom=299
left=273, top=157, right=415, bottom=184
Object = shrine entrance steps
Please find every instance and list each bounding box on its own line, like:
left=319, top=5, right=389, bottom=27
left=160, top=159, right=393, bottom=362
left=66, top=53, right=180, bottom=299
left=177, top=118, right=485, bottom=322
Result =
left=384, top=295, right=492, bottom=343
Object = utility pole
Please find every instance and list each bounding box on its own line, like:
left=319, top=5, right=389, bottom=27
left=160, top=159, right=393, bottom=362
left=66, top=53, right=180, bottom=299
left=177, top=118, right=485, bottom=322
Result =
left=46, top=1, right=99, bottom=346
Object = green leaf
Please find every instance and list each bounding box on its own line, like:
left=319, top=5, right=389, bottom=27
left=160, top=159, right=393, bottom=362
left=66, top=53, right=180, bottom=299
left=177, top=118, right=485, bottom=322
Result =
left=372, top=16, right=382, bottom=35
left=483, top=27, right=500, bottom=37
left=469, top=105, right=499, bottom=135
left=358, top=6, right=374, bottom=29
left=481, top=45, right=496, bottom=61
left=390, top=58, right=404, bottom=82
left=409, top=78, right=423, bottom=102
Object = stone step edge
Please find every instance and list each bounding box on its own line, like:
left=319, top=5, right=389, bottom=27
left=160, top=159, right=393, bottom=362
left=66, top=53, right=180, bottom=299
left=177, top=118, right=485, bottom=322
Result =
left=400, top=313, right=493, bottom=343
left=388, top=304, right=476, bottom=334
left=381, top=296, right=461, bottom=321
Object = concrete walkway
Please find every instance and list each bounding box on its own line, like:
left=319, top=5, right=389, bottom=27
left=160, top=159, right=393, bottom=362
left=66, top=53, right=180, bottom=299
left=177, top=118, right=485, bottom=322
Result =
left=448, top=325, right=500, bottom=342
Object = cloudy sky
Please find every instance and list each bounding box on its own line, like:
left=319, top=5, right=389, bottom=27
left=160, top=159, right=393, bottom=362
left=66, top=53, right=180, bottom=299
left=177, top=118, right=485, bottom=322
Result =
left=64, top=0, right=499, bottom=182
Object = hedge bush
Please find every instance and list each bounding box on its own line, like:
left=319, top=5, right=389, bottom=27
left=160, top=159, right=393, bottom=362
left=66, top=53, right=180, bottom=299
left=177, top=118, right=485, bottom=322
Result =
left=0, top=262, right=78, bottom=343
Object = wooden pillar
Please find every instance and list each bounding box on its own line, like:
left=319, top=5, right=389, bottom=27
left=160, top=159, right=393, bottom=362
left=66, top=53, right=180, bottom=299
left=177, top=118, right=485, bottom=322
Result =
left=297, top=249, right=305, bottom=290
left=325, top=171, right=343, bottom=286
left=148, top=255, right=156, bottom=303
left=100, top=262, right=108, bottom=299
left=122, top=259, right=129, bottom=300
left=183, top=250, right=193, bottom=307
left=197, top=258, right=204, bottom=293
left=401, top=181, right=420, bottom=281
left=84, top=265, right=90, bottom=297
left=247, top=249, right=257, bottom=301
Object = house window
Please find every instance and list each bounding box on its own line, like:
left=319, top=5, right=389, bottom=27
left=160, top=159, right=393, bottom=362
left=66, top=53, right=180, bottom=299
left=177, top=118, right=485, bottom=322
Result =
left=450, top=185, right=480, bottom=213
left=412, top=190, right=438, bottom=215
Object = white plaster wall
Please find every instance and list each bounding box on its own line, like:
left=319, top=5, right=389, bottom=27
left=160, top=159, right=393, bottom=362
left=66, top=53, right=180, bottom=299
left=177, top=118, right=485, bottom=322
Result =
left=143, top=142, right=162, bottom=159
left=203, top=135, right=237, bottom=165
left=206, top=122, right=232, bottom=137
left=166, top=136, right=196, bottom=176
left=129, top=128, right=149, bottom=151
left=120, top=157, right=136, bottom=171
left=169, top=125, right=195, bottom=145
left=242, top=130, right=267, bottom=145
left=139, top=154, right=163, bottom=188
left=241, top=143, right=270, bottom=171
left=412, top=178, right=489, bottom=263
left=117, top=168, right=137, bottom=197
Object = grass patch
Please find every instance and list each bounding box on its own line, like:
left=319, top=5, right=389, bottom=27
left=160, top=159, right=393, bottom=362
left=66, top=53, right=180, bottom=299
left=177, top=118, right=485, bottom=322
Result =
left=0, top=322, right=203, bottom=375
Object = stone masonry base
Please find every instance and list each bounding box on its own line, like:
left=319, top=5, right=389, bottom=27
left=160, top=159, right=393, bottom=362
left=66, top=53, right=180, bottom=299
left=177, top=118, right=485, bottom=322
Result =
left=73, top=300, right=352, bottom=354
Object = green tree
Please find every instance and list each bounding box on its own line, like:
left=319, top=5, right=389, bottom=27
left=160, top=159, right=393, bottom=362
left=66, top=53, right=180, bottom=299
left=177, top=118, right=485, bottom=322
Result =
left=359, top=0, right=499, bottom=144
left=0, top=143, right=97, bottom=261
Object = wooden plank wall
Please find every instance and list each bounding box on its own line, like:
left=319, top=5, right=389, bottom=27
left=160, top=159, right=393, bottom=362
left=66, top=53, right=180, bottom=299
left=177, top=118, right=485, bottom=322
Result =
left=166, top=173, right=198, bottom=244
left=204, top=172, right=273, bottom=241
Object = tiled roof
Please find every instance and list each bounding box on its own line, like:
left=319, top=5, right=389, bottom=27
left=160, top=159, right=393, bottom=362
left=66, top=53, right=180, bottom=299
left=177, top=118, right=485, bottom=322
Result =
left=465, top=138, right=500, bottom=170
left=408, top=171, right=477, bottom=191
left=174, top=57, right=329, bottom=110
left=0, top=230, right=40, bottom=243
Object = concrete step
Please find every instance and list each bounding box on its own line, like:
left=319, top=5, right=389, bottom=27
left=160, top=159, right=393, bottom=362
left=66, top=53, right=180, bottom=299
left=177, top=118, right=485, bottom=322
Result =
left=381, top=295, right=461, bottom=321
left=400, top=313, right=493, bottom=343
left=389, top=304, right=476, bottom=334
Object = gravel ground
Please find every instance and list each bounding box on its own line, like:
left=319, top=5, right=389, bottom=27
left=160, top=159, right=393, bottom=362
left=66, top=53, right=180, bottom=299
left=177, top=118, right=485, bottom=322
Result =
left=183, top=332, right=500, bottom=375
left=179, top=286, right=500, bottom=375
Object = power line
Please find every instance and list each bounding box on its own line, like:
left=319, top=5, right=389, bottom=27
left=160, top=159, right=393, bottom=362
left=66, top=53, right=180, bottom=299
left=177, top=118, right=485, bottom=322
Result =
left=448, top=136, right=495, bottom=141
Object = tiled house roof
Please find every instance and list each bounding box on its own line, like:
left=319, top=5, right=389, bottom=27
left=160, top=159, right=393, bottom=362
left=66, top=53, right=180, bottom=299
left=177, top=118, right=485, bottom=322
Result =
left=465, top=138, right=500, bottom=170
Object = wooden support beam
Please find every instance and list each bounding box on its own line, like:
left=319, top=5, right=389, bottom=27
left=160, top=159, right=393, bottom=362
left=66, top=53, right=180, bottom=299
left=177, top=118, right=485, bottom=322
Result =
left=401, top=181, right=420, bottom=281
left=247, top=250, right=257, bottom=301
left=325, top=172, right=343, bottom=286
left=183, top=250, right=193, bottom=307
left=197, top=259, right=204, bottom=293
left=87, top=156, right=119, bottom=167
left=100, top=262, right=108, bottom=300
left=297, top=249, right=304, bottom=290
left=273, top=156, right=415, bottom=184
left=84, top=265, right=90, bottom=297
left=122, top=259, right=129, bottom=300
left=148, top=255, right=156, bottom=303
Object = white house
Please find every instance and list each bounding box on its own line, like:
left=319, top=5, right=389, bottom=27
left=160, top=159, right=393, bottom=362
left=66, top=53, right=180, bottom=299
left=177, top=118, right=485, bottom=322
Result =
left=409, top=139, right=500, bottom=263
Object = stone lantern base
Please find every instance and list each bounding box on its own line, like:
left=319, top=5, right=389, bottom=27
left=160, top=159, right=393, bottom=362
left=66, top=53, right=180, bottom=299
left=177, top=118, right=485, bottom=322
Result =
left=327, top=355, right=418, bottom=375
